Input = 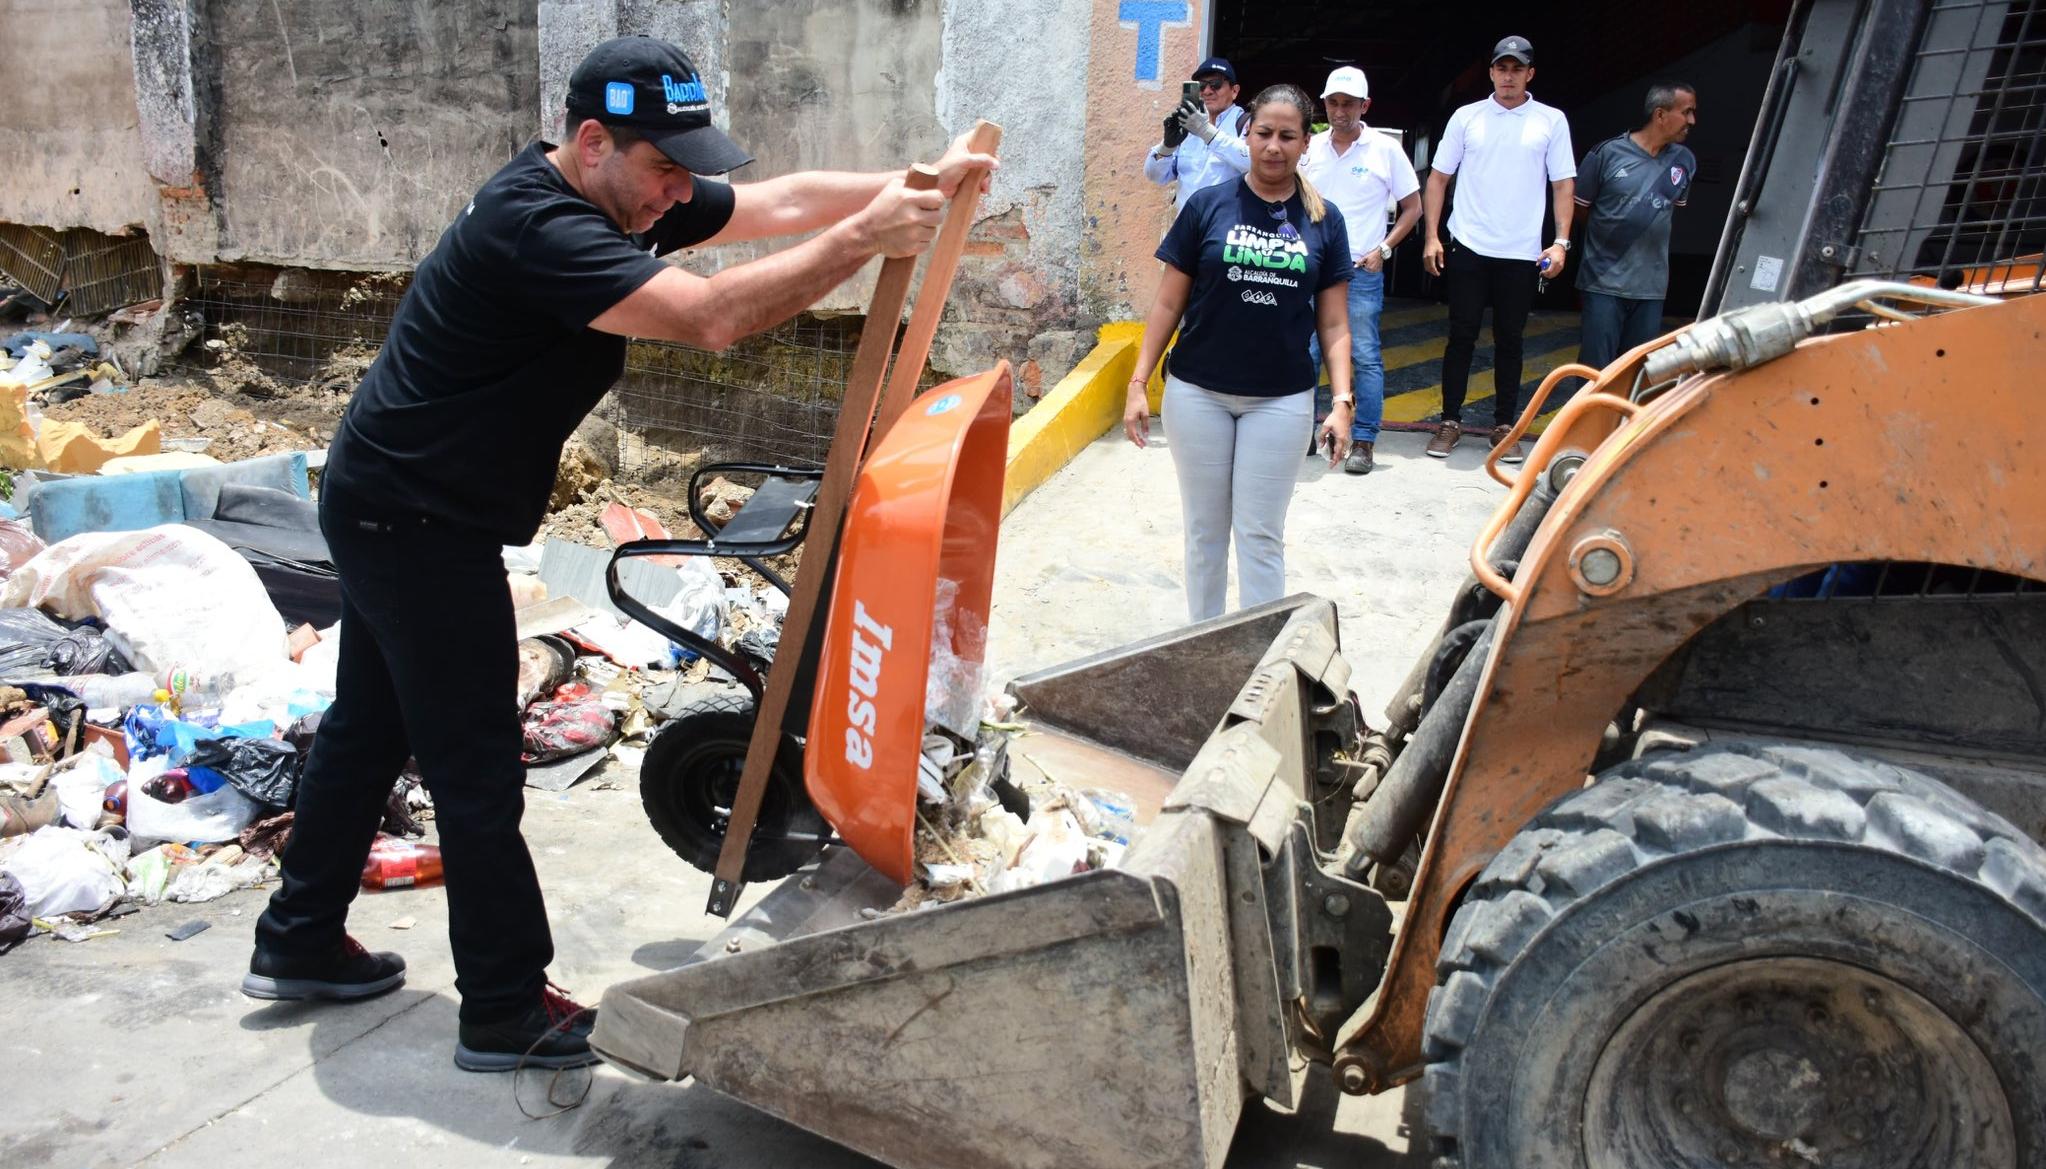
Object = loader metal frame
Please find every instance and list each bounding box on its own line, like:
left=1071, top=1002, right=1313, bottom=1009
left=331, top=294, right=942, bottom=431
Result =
left=1331, top=290, right=2046, bottom=1091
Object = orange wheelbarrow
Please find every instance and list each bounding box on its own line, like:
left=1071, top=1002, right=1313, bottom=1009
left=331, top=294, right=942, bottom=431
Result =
left=606, top=365, right=1013, bottom=887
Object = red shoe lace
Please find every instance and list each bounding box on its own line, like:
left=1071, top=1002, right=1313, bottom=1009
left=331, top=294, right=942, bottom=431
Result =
left=341, top=936, right=370, bottom=960
left=541, top=981, right=591, bottom=1028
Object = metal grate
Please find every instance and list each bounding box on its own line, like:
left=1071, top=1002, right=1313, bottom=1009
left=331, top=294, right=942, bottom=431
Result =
left=179, top=270, right=406, bottom=382
left=60, top=230, right=167, bottom=316
left=1774, top=560, right=2041, bottom=600
left=1853, top=0, right=2046, bottom=294
left=179, top=266, right=863, bottom=474
left=606, top=314, right=939, bottom=473
left=0, top=223, right=162, bottom=313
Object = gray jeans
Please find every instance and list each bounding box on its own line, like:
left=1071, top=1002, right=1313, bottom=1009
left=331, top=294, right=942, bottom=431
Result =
left=1163, top=374, right=1313, bottom=622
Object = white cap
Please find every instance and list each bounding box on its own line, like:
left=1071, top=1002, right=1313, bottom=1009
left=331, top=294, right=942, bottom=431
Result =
left=1322, top=66, right=1369, bottom=101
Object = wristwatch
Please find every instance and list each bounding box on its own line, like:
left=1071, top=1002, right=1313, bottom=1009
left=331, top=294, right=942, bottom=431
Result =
left=1552, top=238, right=1572, bottom=251
left=1377, top=242, right=1394, bottom=261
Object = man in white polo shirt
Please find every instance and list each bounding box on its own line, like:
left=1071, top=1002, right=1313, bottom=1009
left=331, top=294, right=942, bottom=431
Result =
left=1420, top=34, right=1576, bottom=464
left=1303, top=65, right=1421, bottom=475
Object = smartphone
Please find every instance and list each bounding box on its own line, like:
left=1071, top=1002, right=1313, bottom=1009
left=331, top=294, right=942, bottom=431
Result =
left=1182, top=80, right=1201, bottom=107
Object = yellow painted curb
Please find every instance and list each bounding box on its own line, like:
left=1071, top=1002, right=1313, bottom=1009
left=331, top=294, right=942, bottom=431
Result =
left=1002, top=321, right=1155, bottom=517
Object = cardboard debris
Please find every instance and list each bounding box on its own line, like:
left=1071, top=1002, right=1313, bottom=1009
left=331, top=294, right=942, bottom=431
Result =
left=36, top=418, right=162, bottom=474
left=0, top=385, right=39, bottom=470
left=100, top=451, right=220, bottom=475
left=515, top=596, right=599, bottom=640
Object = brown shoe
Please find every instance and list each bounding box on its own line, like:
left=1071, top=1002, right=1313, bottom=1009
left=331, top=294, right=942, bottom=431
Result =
left=1344, top=441, right=1374, bottom=475
left=1425, top=421, right=1462, bottom=458
left=1489, top=425, right=1525, bottom=464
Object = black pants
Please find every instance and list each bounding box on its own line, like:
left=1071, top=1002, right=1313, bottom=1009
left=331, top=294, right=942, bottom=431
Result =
left=254, top=488, right=548, bottom=1024
left=1441, top=238, right=1537, bottom=427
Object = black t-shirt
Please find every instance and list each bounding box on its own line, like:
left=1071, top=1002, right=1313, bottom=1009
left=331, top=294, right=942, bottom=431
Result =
left=324, top=141, right=736, bottom=543
left=1155, top=178, right=1353, bottom=397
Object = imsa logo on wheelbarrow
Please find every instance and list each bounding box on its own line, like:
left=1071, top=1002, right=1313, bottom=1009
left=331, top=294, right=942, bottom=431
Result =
left=842, top=600, right=895, bottom=769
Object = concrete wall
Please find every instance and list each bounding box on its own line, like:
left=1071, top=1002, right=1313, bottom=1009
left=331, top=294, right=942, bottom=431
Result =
left=0, top=0, right=159, bottom=233
left=198, top=0, right=539, bottom=268
left=0, top=0, right=1115, bottom=393
left=1079, top=0, right=1213, bottom=320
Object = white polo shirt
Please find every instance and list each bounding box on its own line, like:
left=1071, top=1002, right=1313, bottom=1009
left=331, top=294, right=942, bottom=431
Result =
left=1434, top=93, right=1575, bottom=261
left=1302, top=126, right=1421, bottom=259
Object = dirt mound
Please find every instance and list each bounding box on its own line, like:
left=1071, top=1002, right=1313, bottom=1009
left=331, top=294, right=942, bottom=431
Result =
left=40, top=383, right=332, bottom=464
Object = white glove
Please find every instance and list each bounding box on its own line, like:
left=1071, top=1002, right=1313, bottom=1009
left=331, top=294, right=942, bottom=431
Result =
left=1177, top=100, right=1217, bottom=144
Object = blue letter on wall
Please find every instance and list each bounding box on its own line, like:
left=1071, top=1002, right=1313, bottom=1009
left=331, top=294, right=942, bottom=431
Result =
left=1119, top=0, right=1190, bottom=84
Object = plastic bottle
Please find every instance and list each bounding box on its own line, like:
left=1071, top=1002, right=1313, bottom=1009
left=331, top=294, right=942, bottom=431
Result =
left=74, top=671, right=161, bottom=711
left=143, top=769, right=196, bottom=804
left=361, top=836, right=444, bottom=890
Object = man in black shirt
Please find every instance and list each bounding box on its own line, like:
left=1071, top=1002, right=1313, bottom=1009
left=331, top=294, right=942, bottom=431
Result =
left=240, top=35, right=995, bottom=1073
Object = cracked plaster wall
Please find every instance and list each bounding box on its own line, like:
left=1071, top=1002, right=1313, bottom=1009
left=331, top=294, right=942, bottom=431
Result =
left=0, top=0, right=159, bottom=234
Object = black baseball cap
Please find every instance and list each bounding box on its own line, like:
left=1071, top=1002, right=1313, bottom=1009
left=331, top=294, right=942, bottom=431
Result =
left=1492, top=36, right=1534, bottom=65
left=565, top=37, right=754, bottom=174
left=1192, top=56, right=1238, bottom=84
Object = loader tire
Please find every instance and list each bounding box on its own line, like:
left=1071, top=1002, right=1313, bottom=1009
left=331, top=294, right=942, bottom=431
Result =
left=1421, top=741, right=2046, bottom=1169
left=639, top=690, right=828, bottom=883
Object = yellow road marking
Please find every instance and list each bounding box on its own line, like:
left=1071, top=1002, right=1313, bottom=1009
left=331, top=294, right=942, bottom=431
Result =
left=1378, top=304, right=1445, bottom=330
left=1382, top=343, right=1585, bottom=424
left=1377, top=314, right=1577, bottom=373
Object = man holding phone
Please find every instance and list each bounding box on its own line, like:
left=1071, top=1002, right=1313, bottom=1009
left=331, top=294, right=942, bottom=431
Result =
left=1143, top=57, right=1251, bottom=212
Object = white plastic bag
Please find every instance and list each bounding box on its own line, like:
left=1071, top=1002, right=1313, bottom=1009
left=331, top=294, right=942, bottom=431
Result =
left=49, top=749, right=125, bottom=830
left=925, top=578, right=988, bottom=738
left=1, top=526, right=289, bottom=695
left=0, top=825, right=125, bottom=916
left=125, top=756, right=259, bottom=846
left=649, top=555, right=724, bottom=651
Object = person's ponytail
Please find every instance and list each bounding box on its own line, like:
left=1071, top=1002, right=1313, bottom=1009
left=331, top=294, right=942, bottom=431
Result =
left=1296, top=171, right=1328, bottom=224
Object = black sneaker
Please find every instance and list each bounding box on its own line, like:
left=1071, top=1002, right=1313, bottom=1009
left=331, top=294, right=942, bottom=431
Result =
left=454, top=983, right=599, bottom=1072
left=242, top=936, right=406, bottom=1002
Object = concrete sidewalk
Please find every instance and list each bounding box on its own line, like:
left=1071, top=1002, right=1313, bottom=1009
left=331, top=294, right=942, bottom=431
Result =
left=3, top=428, right=1507, bottom=1169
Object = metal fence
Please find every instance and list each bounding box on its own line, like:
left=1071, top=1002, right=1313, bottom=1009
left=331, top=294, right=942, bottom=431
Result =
left=180, top=270, right=406, bottom=382
left=177, top=265, right=864, bottom=476
left=608, top=315, right=863, bottom=472
left=1852, top=0, right=2046, bottom=293
left=0, top=223, right=162, bottom=316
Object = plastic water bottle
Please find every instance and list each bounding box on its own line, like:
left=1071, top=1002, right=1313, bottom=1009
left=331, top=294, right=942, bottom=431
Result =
left=75, top=671, right=160, bottom=711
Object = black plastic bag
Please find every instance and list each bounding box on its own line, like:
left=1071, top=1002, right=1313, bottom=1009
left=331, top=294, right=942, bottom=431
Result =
left=9, top=681, right=86, bottom=755
left=0, top=608, right=125, bottom=676
left=0, top=872, right=29, bottom=951
left=0, top=609, right=68, bottom=674
left=184, top=737, right=298, bottom=811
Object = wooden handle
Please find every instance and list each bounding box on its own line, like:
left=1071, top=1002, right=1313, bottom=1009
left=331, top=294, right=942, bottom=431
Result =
left=705, top=161, right=941, bottom=915
left=875, top=120, right=1004, bottom=432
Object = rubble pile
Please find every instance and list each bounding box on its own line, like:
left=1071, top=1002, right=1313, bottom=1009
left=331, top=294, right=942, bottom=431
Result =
left=0, top=278, right=821, bottom=957
left=888, top=697, right=1139, bottom=913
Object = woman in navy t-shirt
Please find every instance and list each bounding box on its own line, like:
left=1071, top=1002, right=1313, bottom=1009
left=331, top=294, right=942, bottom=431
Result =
left=1125, top=83, right=1355, bottom=622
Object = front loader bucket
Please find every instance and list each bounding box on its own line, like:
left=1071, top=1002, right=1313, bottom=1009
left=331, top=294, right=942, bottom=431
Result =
left=593, top=596, right=1364, bottom=1169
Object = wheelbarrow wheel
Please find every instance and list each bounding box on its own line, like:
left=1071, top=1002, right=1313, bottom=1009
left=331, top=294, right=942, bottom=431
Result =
left=639, top=690, right=829, bottom=882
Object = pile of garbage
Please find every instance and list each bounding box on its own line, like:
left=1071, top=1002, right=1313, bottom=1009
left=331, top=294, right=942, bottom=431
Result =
left=888, top=693, right=1140, bottom=914
left=0, top=479, right=792, bottom=952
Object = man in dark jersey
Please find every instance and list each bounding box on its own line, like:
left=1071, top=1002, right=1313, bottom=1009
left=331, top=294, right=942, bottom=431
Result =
left=239, top=35, right=995, bottom=1073
left=1570, top=82, right=1697, bottom=380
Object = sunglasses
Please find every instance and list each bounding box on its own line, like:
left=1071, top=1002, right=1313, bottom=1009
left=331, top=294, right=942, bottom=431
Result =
left=1268, top=202, right=1300, bottom=241
left=1197, top=77, right=1231, bottom=91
